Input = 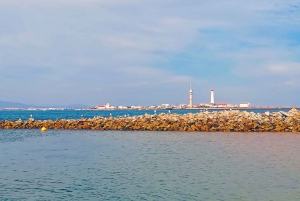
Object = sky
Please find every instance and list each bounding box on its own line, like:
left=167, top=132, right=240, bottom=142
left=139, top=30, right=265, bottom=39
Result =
left=1, top=0, right=300, bottom=107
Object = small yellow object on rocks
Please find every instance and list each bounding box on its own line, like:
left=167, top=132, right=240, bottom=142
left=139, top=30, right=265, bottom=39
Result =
left=41, top=127, right=47, bottom=132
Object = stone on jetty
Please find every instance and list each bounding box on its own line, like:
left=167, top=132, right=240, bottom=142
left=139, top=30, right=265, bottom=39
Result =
left=1, top=108, right=300, bottom=132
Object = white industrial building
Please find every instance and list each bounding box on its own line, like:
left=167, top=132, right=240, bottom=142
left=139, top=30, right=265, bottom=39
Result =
left=161, top=104, right=171, bottom=108
left=117, top=106, right=128, bottom=109
left=216, top=102, right=229, bottom=107
left=239, top=102, right=251, bottom=108
left=210, top=89, right=215, bottom=105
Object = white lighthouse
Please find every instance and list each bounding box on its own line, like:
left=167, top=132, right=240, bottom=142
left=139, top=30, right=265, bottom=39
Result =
left=189, top=84, right=193, bottom=108
left=210, top=89, right=215, bottom=105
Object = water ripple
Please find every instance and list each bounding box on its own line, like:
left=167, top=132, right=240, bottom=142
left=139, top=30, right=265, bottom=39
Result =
left=0, top=130, right=300, bottom=200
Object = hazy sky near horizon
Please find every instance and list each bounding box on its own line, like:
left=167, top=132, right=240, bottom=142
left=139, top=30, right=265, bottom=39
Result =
left=1, top=0, right=300, bottom=106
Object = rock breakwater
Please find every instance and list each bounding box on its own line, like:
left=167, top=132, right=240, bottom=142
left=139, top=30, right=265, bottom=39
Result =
left=1, top=109, right=300, bottom=132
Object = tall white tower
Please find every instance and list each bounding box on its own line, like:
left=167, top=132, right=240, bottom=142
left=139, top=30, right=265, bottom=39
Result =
left=210, top=89, right=215, bottom=105
left=189, top=84, right=193, bottom=108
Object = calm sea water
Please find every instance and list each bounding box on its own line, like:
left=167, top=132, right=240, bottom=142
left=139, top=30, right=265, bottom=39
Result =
left=0, top=108, right=291, bottom=121
left=0, top=130, right=300, bottom=200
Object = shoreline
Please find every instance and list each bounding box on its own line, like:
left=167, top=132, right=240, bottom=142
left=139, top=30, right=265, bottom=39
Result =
left=0, top=108, right=300, bottom=132
left=1, top=106, right=299, bottom=111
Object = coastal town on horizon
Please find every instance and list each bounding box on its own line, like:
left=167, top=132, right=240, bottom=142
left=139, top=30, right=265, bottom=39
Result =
left=1, top=87, right=299, bottom=111
left=90, top=86, right=298, bottom=111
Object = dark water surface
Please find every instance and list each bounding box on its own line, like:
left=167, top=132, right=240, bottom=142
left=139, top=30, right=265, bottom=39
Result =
left=1, top=130, right=300, bottom=200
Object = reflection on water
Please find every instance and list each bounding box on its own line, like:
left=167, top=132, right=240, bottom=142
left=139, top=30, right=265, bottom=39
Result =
left=0, top=130, right=300, bottom=200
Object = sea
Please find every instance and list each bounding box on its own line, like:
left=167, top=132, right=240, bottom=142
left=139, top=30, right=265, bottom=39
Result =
left=1, top=109, right=300, bottom=200
left=0, top=108, right=293, bottom=121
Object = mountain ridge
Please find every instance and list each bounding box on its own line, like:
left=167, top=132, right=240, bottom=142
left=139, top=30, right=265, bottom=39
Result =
left=0, top=101, right=32, bottom=108
left=0, top=101, right=91, bottom=108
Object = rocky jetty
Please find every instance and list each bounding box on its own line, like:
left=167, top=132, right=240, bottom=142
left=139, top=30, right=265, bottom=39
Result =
left=1, top=108, right=300, bottom=132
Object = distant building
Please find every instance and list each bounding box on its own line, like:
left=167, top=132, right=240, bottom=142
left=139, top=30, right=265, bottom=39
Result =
left=96, top=103, right=114, bottom=110
left=216, top=102, right=229, bottom=107
left=96, top=105, right=106, bottom=109
left=239, top=102, right=251, bottom=108
left=179, top=104, right=187, bottom=109
left=117, top=106, right=128, bottom=109
left=161, top=104, right=171, bottom=108
left=131, top=105, right=142, bottom=109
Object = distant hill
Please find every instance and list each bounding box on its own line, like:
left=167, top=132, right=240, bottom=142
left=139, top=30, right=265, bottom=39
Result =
left=0, top=101, right=91, bottom=109
left=0, top=101, right=31, bottom=108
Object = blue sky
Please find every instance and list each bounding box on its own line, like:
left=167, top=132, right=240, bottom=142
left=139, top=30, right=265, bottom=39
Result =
left=1, top=0, right=300, bottom=106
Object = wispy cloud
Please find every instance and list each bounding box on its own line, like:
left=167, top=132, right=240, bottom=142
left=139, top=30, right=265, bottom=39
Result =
left=285, top=80, right=300, bottom=86
left=0, top=0, right=300, bottom=106
left=267, top=62, right=300, bottom=75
